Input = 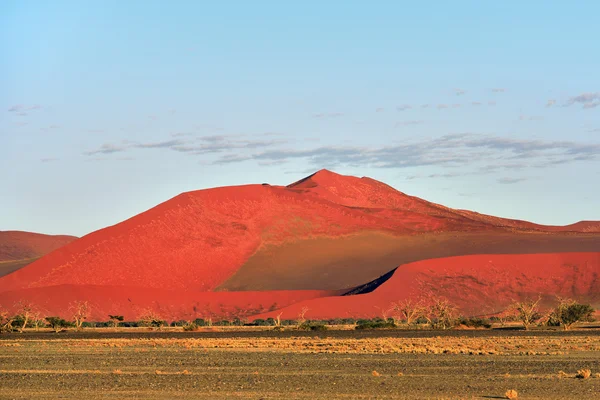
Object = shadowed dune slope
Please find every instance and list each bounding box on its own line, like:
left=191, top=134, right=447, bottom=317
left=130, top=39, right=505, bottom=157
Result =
left=219, top=232, right=600, bottom=291
left=254, top=252, right=600, bottom=320
left=0, top=231, right=77, bottom=277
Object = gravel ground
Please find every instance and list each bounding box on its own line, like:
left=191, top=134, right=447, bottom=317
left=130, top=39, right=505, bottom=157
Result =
left=1, top=330, right=600, bottom=399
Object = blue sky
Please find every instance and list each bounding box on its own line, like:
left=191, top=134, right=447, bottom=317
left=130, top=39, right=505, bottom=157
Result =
left=1, top=1, right=599, bottom=236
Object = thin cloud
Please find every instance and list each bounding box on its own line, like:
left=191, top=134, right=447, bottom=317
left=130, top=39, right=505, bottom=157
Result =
left=84, top=135, right=287, bottom=157
left=135, top=139, right=185, bottom=149
left=396, top=105, right=412, bottom=111
left=375, top=107, right=385, bottom=112
left=497, top=177, right=527, bottom=184
left=8, top=104, right=41, bottom=112
left=211, top=133, right=600, bottom=172
left=546, top=99, right=556, bottom=107
left=565, top=92, right=600, bottom=109
left=395, top=120, right=424, bottom=127
left=313, top=112, right=344, bottom=118
left=491, top=88, right=506, bottom=93
left=84, top=143, right=128, bottom=155
left=7, top=104, right=42, bottom=115
left=454, top=88, right=466, bottom=96
left=519, top=115, right=543, bottom=121
left=40, top=158, right=58, bottom=163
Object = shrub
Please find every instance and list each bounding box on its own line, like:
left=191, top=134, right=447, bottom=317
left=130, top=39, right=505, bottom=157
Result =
left=458, top=317, right=492, bottom=329
left=137, top=311, right=166, bottom=329
left=549, top=299, right=595, bottom=330
left=576, top=369, right=592, bottom=379
left=45, top=317, right=71, bottom=333
left=252, top=319, right=268, bottom=326
left=355, top=318, right=396, bottom=330
left=505, top=389, right=518, bottom=399
left=298, top=322, right=328, bottom=331
left=108, top=315, right=124, bottom=328
left=182, top=323, right=199, bottom=331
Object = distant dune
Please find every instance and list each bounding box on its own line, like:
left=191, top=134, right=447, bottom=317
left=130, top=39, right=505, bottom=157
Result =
left=1, top=170, right=598, bottom=320
left=0, top=231, right=77, bottom=278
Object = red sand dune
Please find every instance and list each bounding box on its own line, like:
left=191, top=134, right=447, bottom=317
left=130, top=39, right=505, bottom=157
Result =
left=254, top=252, right=600, bottom=321
left=0, top=231, right=77, bottom=262
left=1, top=170, right=598, bottom=320
left=0, top=231, right=77, bottom=277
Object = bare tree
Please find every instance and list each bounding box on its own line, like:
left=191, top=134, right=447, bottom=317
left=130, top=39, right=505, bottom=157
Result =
left=0, top=306, right=15, bottom=333
left=391, top=299, right=424, bottom=325
left=495, top=308, right=515, bottom=327
left=30, top=310, right=45, bottom=331
left=70, top=301, right=90, bottom=331
left=108, top=315, right=124, bottom=328
left=275, top=312, right=283, bottom=327
left=513, top=296, right=542, bottom=330
left=15, top=301, right=34, bottom=333
left=425, top=297, right=458, bottom=330
left=297, top=307, right=309, bottom=325
left=138, top=309, right=166, bottom=330
left=375, top=305, right=393, bottom=321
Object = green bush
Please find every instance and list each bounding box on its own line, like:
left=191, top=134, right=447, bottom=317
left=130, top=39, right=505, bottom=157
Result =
left=458, top=317, right=492, bottom=329
left=298, top=322, right=328, bottom=331
left=45, top=317, right=71, bottom=332
left=355, top=318, right=396, bottom=330
left=182, top=323, right=199, bottom=331
left=550, top=301, right=595, bottom=330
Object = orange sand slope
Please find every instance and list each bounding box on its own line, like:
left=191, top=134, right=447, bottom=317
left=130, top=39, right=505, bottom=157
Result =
left=0, top=170, right=598, bottom=319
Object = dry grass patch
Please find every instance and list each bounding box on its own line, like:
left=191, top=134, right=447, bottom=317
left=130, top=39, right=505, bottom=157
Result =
left=505, top=389, right=518, bottom=399
left=576, top=369, right=591, bottom=379
left=4, top=335, right=600, bottom=356
left=557, top=370, right=568, bottom=379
